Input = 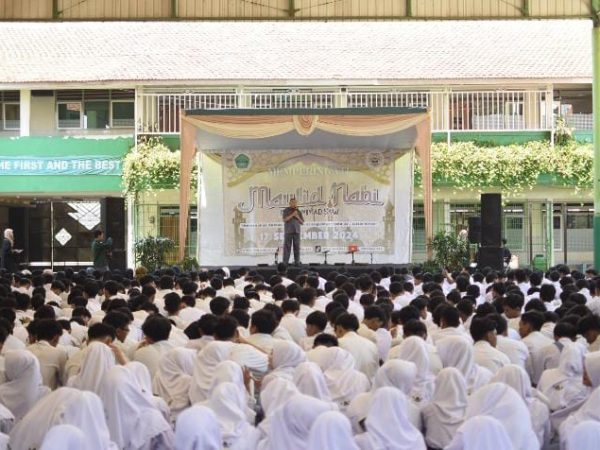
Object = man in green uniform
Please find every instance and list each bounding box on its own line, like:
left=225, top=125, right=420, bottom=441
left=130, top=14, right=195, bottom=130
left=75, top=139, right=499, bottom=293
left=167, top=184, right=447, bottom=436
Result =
left=92, top=229, right=113, bottom=271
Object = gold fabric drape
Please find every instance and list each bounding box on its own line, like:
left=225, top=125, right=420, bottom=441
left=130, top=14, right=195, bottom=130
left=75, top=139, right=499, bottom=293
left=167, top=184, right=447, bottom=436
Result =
left=178, top=112, right=433, bottom=261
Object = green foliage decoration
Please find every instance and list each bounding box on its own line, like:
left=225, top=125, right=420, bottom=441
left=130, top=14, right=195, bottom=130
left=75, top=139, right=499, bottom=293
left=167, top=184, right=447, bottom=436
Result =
left=415, top=141, right=593, bottom=194
left=122, top=137, right=197, bottom=195
left=134, top=236, right=175, bottom=272
left=428, top=231, right=469, bottom=271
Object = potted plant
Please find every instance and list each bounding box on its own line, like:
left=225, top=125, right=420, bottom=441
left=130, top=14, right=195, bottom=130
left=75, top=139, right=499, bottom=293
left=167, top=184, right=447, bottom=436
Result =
left=134, top=236, right=175, bottom=272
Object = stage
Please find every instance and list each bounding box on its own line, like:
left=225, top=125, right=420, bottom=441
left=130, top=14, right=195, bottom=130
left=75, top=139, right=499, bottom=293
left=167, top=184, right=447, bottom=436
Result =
left=213, top=263, right=409, bottom=280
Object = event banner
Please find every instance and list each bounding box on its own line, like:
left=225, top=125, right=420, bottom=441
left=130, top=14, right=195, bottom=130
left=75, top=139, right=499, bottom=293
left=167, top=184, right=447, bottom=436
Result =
left=217, top=149, right=404, bottom=257
left=0, top=156, right=122, bottom=176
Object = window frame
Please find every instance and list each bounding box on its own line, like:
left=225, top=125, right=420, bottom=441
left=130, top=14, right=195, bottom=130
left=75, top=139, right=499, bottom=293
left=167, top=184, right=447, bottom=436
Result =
left=110, top=100, right=135, bottom=128
left=56, top=101, right=83, bottom=129
left=2, top=102, right=20, bottom=130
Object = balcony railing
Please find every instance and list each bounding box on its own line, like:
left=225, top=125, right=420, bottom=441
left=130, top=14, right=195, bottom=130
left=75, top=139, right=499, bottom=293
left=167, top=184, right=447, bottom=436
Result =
left=137, top=89, right=554, bottom=135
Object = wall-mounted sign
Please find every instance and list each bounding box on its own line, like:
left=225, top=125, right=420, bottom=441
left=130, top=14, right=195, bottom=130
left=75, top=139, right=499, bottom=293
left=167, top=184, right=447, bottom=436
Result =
left=0, top=156, right=122, bottom=176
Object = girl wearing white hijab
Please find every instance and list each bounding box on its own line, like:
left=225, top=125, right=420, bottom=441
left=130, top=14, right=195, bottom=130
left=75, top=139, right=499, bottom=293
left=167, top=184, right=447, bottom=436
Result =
left=491, top=364, right=550, bottom=447
left=0, top=350, right=50, bottom=420
left=127, top=361, right=171, bottom=421
left=257, top=377, right=299, bottom=439
left=99, top=366, right=174, bottom=450
left=258, top=393, right=335, bottom=450
left=445, top=415, right=515, bottom=450
left=370, top=360, right=421, bottom=430
left=355, top=387, right=426, bottom=450
left=421, top=367, right=467, bottom=450
left=565, top=420, right=600, bottom=450
left=189, top=341, right=233, bottom=403
left=537, top=343, right=589, bottom=412
left=307, top=411, right=359, bottom=450
left=262, top=340, right=306, bottom=386
left=9, top=387, right=116, bottom=450
left=436, top=336, right=492, bottom=394
left=67, top=342, right=115, bottom=394
left=203, top=382, right=260, bottom=450
left=40, top=424, right=86, bottom=450
left=151, top=347, right=195, bottom=420
left=559, top=374, right=600, bottom=447
left=465, top=383, right=539, bottom=450
left=318, top=347, right=370, bottom=410
left=293, top=361, right=333, bottom=402
left=175, top=405, right=221, bottom=450
left=389, top=335, right=435, bottom=403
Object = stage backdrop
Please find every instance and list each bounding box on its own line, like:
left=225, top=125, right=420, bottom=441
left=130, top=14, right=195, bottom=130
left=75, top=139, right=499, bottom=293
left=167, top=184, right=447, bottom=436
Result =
left=199, top=148, right=413, bottom=265
left=179, top=109, right=432, bottom=265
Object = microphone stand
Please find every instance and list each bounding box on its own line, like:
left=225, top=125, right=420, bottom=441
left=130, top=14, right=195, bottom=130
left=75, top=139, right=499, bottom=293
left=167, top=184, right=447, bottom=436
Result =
left=274, top=248, right=279, bottom=266
left=323, top=250, right=329, bottom=265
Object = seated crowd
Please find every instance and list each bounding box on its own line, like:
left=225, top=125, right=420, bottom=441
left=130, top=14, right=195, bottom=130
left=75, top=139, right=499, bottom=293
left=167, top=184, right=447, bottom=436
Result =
left=0, top=262, right=598, bottom=449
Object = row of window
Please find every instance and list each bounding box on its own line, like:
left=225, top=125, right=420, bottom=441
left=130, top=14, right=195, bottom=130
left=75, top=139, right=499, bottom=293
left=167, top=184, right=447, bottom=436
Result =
left=57, top=100, right=134, bottom=129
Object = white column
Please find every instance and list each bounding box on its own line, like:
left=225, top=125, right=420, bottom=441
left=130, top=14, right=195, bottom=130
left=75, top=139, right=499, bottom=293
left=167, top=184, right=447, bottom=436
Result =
left=19, top=89, right=31, bottom=136
left=126, top=195, right=135, bottom=269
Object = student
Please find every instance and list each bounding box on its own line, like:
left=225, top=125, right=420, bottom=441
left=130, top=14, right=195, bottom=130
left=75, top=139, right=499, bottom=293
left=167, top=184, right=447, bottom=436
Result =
left=27, top=319, right=67, bottom=390
left=300, top=311, right=328, bottom=350
left=279, top=300, right=306, bottom=345
left=335, top=313, right=379, bottom=379
left=421, top=367, right=467, bottom=449
left=0, top=350, right=49, bottom=420
left=133, top=315, right=175, bottom=377
left=519, top=310, right=554, bottom=385
left=470, top=316, right=510, bottom=374
left=245, top=310, right=278, bottom=353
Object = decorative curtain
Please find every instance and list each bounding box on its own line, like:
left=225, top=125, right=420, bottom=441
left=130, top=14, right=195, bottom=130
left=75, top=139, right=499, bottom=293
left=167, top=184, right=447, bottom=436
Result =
left=179, top=112, right=433, bottom=261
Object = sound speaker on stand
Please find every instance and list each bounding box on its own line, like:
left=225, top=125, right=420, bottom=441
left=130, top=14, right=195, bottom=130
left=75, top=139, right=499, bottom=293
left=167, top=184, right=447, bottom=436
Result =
left=477, top=193, right=503, bottom=271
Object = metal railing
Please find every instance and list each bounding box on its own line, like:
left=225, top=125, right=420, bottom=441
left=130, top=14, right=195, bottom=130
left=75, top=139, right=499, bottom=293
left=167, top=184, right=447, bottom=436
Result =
left=137, top=89, right=553, bottom=135
left=565, top=113, right=593, bottom=131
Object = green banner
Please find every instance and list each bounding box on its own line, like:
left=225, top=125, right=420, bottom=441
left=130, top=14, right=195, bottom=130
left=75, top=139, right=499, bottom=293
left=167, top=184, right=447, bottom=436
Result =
left=0, top=155, right=122, bottom=176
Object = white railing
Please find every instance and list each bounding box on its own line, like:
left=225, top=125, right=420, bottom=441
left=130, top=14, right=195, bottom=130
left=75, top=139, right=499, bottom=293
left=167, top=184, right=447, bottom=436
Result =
left=137, top=89, right=552, bottom=135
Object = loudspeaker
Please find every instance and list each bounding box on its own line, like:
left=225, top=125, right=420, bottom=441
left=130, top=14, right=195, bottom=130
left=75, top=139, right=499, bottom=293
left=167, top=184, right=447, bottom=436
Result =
left=102, top=198, right=126, bottom=270
left=467, top=217, right=481, bottom=244
left=480, top=193, right=502, bottom=247
left=477, top=246, right=504, bottom=271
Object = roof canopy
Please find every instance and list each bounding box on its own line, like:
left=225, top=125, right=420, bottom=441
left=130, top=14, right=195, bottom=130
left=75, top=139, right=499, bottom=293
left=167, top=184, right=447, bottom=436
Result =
left=0, top=20, right=591, bottom=86
left=179, top=108, right=433, bottom=261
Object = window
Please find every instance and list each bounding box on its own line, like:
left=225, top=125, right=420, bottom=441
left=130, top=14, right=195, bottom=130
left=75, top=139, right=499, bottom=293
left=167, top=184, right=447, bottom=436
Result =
left=58, top=102, right=82, bottom=128
left=112, top=101, right=134, bottom=127
left=3, top=103, right=19, bottom=130
left=84, top=101, right=109, bottom=129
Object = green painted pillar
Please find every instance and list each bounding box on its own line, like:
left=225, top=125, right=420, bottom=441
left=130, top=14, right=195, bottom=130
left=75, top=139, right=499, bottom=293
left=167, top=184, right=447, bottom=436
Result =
left=545, top=200, right=554, bottom=269
left=594, top=25, right=600, bottom=269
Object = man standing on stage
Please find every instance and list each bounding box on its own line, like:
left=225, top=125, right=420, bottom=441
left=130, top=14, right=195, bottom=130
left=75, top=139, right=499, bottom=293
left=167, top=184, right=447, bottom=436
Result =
left=282, top=198, right=304, bottom=266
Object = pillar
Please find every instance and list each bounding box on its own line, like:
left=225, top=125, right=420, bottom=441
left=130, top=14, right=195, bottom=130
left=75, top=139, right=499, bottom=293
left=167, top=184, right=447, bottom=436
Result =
left=545, top=199, right=555, bottom=268
left=19, top=89, right=31, bottom=137
left=593, top=25, right=600, bottom=269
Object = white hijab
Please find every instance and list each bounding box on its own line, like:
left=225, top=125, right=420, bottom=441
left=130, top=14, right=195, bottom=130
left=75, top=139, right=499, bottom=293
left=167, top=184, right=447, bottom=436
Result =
left=319, top=347, right=370, bottom=408
left=151, top=347, right=195, bottom=414
left=40, top=424, right=87, bottom=450
left=203, top=382, right=259, bottom=450
left=175, top=405, right=221, bottom=450
left=307, top=411, right=359, bottom=450
left=189, top=341, right=233, bottom=403
left=263, top=340, right=306, bottom=386
left=263, top=394, right=335, bottom=450
left=445, top=415, right=515, bottom=450
left=560, top=385, right=600, bottom=444
left=437, top=335, right=491, bottom=394
left=565, top=420, right=600, bottom=450
left=466, top=383, right=539, bottom=450
left=537, top=343, right=588, bottom=411
left=9, top=387, right=114, bottom=450
left=371, top=360, right=417, bottom=395
left=391, top=336, right=435, bottom=402
left=67, top=342, right=115, bottom=394
left=293, top=361, right=332, bottom=402
left=0, top=350, right=49, bottom=420
left=491, top=364, right=550, bottom=445
left=3, top=229, right=13, bottom=246
left=258, top=377, right=299, bottom=438
left=210, top=360, right=245, bottom=392
left=127, top=361, right=171, bottom=421
left=99, top=366, right=173, bottom=450
left=421, top=367, right=467, bottom=450
left=356, top=387, right=425, bottom=450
